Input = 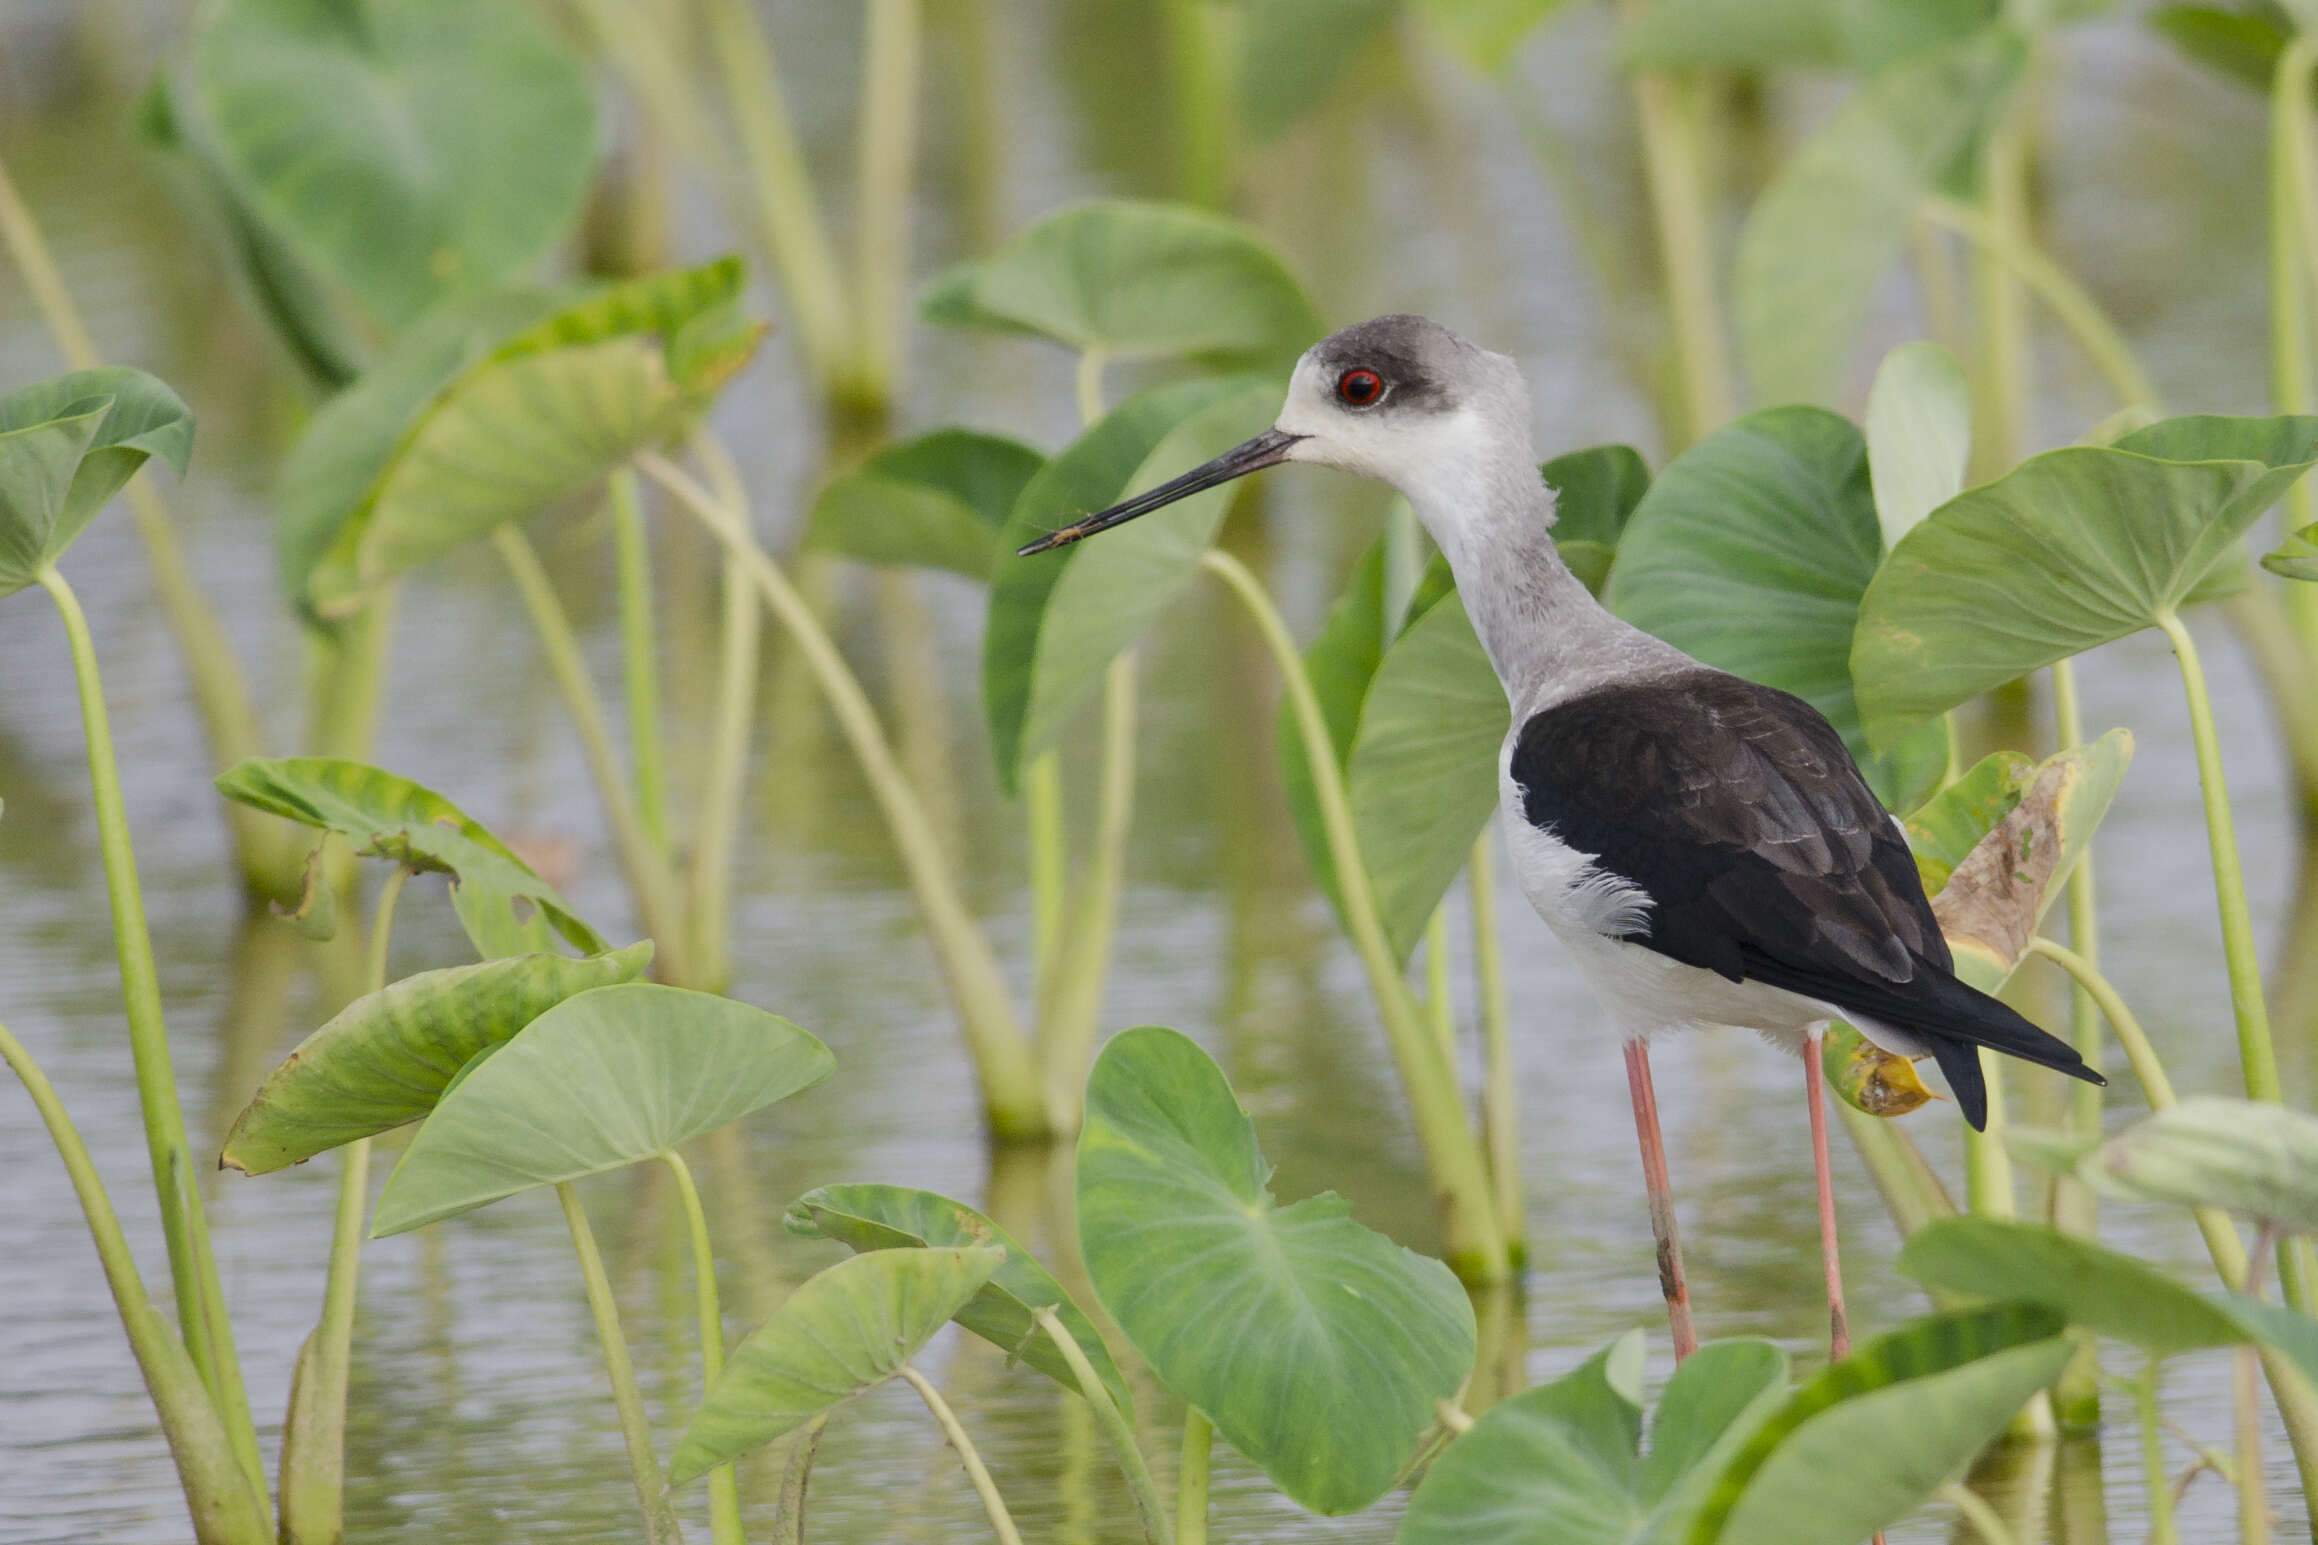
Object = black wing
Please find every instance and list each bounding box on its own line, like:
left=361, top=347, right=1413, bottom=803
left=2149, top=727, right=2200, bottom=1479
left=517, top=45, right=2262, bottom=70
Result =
left=1511, top=669, right=1944, bottom=995
left=1512, top=669, right=2100, bottom=1129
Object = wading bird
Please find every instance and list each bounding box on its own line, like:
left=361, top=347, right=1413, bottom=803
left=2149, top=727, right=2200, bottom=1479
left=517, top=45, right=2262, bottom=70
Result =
left=1020, top=314, right=2104, bottom=1361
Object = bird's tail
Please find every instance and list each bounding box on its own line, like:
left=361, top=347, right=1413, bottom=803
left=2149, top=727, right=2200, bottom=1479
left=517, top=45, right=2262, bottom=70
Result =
left=1856, top=968, right=2104, bottom=1132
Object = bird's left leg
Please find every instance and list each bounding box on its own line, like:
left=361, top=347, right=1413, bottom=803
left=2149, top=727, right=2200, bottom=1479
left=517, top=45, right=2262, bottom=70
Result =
left=1802, top=1023, right=1851, bottom=1360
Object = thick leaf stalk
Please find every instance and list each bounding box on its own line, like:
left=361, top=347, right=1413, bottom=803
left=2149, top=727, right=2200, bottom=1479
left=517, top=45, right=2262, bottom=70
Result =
left=37, top=567, right=267, bottom=1499
left=559, top=1184, right=686, bottom=1545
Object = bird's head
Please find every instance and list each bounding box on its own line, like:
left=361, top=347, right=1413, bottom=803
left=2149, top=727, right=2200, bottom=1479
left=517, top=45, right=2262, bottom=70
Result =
left=1018, top=313, right=1537, bottom=557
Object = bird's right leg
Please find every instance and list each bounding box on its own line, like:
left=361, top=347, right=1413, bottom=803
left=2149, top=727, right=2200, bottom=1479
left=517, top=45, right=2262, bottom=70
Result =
left=1622, top=1039, right=1697, bottom=1361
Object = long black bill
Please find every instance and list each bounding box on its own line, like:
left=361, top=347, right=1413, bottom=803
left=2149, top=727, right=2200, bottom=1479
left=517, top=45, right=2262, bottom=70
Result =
left=1016, top=429, right=1304, bottom=556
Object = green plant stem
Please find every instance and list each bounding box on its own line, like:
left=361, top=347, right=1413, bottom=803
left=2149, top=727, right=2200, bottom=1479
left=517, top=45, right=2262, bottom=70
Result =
left=0, top=1019, right=273, bottom=1545
left=702, top=0, right=853, bottom=395
left=1939, top=1482, right=2017, bottom=1545
left=1917, top=196, right=2161, bottom=416
left=1036, top=1309, right=1166, bottom=1544
left=1424, top=908, right=1456, bottom=1063
left=850, top=0, right=919, bottom=408
left=1199, top=548, right=1509, bottom=1281
left=1040, top=655, right=1139, bottom=1128
left=559, top=1183, right=685, bottom=1545
left=662, top=1150, right=742, bottom=1545
left=610, top=471, right=671, bottom=853
left=1469, top=832, right=1522, bottom=1253
left=897, top=1366, right=1024, bottom=1545
left=639, top=451, right=1050, bottom=1136
left=1076, top=350, right=1109, bottom=429
left=0, top=153, right=286, bottom=898
left=1176, top=1409, right=1212, bottom=1545
left=688, top=442, right=763, bottom=994
left=2152, top=608, right=2308, bottom=1312
left=1160, top=0, right=1237, bottom=208
left=1617, top=19, right=1735, bottom=447
left=1839, top=1104, right=1957, bottom=1240
left=492, top=526, right=694, bottom=986
left=304, top=589, right=398, bottom=765
left=2273, top=35, right=2318, bottom=618
left=2139, top=1359, right=2180, bottom=1545
left=1025, top=753, right=1069, bottom=996
left=2047, top=658, right=2103, bottom=1426
left=2240, top=1344, right=2273, bottom=1545
left=36, top=565, right=265, bottom=1498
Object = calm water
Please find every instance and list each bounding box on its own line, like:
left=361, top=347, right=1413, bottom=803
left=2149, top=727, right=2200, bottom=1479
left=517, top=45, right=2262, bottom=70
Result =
left=2, top=4, right=2311, bottom=1541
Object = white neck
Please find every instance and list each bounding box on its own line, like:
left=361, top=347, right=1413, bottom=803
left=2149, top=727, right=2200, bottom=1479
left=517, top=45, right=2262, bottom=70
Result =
left=1402, top=443, right=1690, bottom=715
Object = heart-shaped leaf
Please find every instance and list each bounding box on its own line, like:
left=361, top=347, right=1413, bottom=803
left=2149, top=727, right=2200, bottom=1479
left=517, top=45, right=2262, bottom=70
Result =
left=1898, top=1217, right=2248, bottom=1360
left=294, top=259, right=759, bottom=617
left=783, top=1183, right=1132, bottom=1417
left=805, top=430, right=1043, bottom=580
left=2151, top=3, right=2290, bottom=93
left=371, top=983, right=832, bottom=1234
left=1855, top=414, right=2318, bottom=748
left=924, top=201, right=1319, bottom=369
left=156, top=0, right=596, bottom=352
left=1398, top=1335, right=1790, bottom=1545
left=1605, top=405, right=1948, bottom=810
left=221, top=942, right=654, bottom=1174
left=1076, top=1025, right=1476, bottom=1514
left=1733, top=33, right=2022, bottom=407
left=1687, top=1304, right=2073, bottom=1545
left=986, top=376, right=1277, bottom=790
left=1865, top=341, right=1972, bottom=549
left=1926, top=732, right=2132, bottom=992
left=1545, top=444, right=1651, bottom=595
left=215, top=756, right=607, bottom=956
left=0, top=368, right=194, bottom=598
left=2075, top=1096, right=2318, bottom=1234
left=669, top=1246, right=1003, bottom=1486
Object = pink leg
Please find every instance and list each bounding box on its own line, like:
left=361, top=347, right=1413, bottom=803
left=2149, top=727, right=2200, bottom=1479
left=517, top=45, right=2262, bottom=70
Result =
left=1624, top=1040, right=1698, bottom=1362
left=1802, top=1027, right=1852, bottom=1361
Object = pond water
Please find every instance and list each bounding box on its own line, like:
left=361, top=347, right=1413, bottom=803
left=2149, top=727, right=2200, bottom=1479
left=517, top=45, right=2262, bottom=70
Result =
left=2, top=4, right=2312, bottom=1542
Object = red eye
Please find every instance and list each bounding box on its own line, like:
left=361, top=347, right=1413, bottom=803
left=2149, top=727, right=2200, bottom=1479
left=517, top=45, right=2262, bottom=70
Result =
left=1337, top=368, right=1383, bottom=406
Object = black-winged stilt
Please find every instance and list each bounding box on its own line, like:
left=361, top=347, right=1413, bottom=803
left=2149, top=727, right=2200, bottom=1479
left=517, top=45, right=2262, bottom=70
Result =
left=1020, top=314, right=2104, bottom=1361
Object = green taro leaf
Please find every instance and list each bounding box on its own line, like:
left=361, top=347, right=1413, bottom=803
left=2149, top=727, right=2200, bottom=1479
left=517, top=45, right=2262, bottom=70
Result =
left=1606, top=405, right=1947, bottom=810
left=669, top=1246, right=1002, bottom=1485
left=2220, top=1295, right=2318, bottom=1391
left=160, top=0, right=597, bottom=346
left=1865, top=341, right=1972, bottom=549
left=2151, top=3, right=2291, bottom=93
left=783, top=1183, right=1133, bottom=1417
left=2078, top=1097, right=2318, bottom=1234
left=1923, top=733, right=2131, bottom=993
left=1076, top=1026, right=1476, bottom=1514
left=1733, top=34, right=2023, bottom=408
left=2266, top=525, right=2318, bottom=580
left=1278, top=545, right=1501, bottom=961
left=1546, top=443, right=1652, bottom=595
left=1347, top=591, right=1510, bottom=961
left=805, top=430, right=1044, bottom=580
left=923, top=200, right=1320, bottom=369
left=220, top=943, right=654, bottom=1174
left=1854, top=414, right=2318, bottom=748
left=371, top=983, right=832, bottom=1234
left=1901, top=749, right=2033, bottom=893
left=1688, top=1304, right=2073, bottom=1545
left=1398, top=1336, right=1790, bottom=1545
left=0, top=368, right=194, bottom=598
left=986, top=377, right=1277, bottom=789
left=1898, top=1217, right=2247, bottom=1360
left=301, top=259, right=759, bottom=616
left=215, top=756, right=607, bottom=957
left=274, top=288, right=562, bottom=611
